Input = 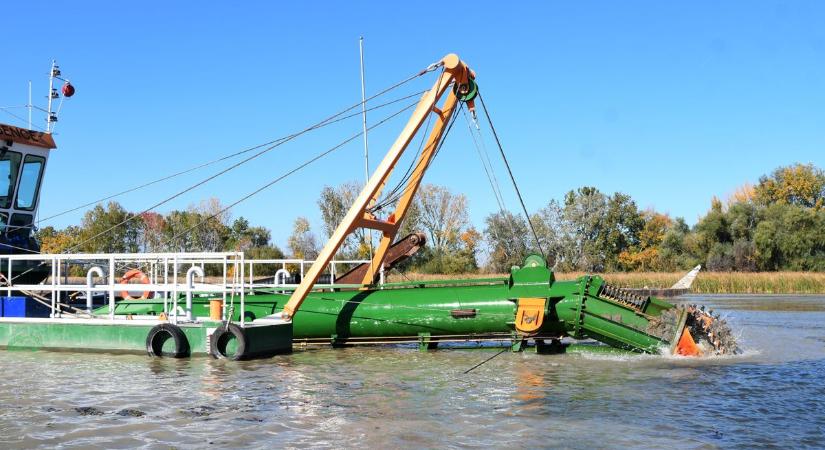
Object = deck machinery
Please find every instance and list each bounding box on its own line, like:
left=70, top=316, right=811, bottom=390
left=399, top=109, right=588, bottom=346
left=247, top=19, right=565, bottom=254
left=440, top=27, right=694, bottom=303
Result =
left=112, top=53, right=735, bottom=359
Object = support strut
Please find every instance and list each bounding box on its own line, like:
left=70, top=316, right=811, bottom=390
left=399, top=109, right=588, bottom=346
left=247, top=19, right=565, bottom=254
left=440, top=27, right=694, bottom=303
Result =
left=281, top=54, right=475, bottom=320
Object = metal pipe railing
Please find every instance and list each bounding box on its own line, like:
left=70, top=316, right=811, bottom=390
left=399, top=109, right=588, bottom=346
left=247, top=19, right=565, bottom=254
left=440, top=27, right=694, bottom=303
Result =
left=1, top=252, right=367, bottom=325
left=85, top=266, right=104, bottom=313
left=185, top=266, right=204, bottom=322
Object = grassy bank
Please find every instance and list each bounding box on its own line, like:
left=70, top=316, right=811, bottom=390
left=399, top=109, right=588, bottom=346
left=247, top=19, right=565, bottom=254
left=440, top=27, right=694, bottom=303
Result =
left=388, top=271, right=825, bottom=294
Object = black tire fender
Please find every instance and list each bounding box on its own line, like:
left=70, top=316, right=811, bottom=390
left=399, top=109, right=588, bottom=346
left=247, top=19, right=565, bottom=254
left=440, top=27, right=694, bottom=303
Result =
left=146, top=323, right=190, bottom=358
left=210, top=323, right=248, bottom=361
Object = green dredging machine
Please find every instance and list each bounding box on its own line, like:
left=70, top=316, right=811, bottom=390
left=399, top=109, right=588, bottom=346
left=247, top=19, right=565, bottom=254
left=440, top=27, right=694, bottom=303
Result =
left=110, top=53, right=736, bottom=358
left=112, top=254, right=734, bottom=357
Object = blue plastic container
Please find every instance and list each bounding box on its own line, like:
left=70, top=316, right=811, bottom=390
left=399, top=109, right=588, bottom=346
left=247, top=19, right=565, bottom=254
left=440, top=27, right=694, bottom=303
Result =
left=1, top=296, right=50, bottom=318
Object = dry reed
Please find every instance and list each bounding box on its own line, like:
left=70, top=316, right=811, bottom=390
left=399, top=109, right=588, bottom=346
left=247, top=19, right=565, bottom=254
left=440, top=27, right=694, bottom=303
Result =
left=388, top=271, right=825, bottom=294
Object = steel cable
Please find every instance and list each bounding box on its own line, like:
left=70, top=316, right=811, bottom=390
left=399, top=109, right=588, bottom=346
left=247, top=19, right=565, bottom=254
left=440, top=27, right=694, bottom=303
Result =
left=477, top=91, right=547, bottom=260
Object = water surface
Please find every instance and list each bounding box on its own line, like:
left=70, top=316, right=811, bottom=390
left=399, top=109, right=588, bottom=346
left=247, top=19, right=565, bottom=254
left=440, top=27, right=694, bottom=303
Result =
left=1, top=295, right=823, bottom=449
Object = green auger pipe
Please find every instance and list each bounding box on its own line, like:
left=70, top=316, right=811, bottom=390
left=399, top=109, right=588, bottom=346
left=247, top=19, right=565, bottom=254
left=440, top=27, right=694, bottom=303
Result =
left=108, top=255, right=735, bottom=356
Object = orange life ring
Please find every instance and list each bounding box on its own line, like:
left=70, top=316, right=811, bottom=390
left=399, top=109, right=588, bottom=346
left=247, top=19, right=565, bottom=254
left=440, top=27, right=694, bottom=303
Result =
left=120, top=269, right=154, bottom=300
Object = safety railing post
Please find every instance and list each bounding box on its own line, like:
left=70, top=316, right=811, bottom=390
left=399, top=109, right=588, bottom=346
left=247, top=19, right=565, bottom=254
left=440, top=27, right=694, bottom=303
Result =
left=49, top=256, right=56, bottom=317
left=249, top=261, right=254, bottom=290
left=108, top=256, right=116, bottom=320
left=86, top=266, right=104, bottom=314
left=222, top=257, right=227, bottom=320
left=172, top=256, right=179, bottom=325
left=6, top=256, right=12, bottom=297
left=185, top=266, right=204, bottom=322
left=163, top=257, right=169, bottom=315
left=240, top=253, right=246, bottom=326
left=55, top=257, right=62, bottom=318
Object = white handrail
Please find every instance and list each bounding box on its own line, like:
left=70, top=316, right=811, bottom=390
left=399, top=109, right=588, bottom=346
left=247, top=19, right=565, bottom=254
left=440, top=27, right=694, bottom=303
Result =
left=185, top=266, right=204, bottom=322
left=1, top=252, right=371, bottom=325
left=85, top=266, right=104, bottom=313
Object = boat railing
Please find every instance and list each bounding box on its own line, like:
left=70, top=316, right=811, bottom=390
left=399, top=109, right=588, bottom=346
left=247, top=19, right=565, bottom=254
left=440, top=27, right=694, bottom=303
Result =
left=1, top=252, right=370, bottom=325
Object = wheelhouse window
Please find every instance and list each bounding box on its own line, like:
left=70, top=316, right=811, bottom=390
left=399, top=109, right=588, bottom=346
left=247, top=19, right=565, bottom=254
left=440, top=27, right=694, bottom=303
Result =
left=0, top=151, right=22, bottom=209
left=9, top=213, right=32, bottom=238
left=15, top=154, right=45, bottom=211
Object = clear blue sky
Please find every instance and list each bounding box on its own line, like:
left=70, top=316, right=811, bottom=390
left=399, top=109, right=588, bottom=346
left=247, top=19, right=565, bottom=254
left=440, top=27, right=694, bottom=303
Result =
left=2, top=1, right=824, bottom=249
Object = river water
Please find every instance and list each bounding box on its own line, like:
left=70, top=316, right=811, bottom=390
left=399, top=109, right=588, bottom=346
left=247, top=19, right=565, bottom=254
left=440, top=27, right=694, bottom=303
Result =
left=1, top=295, right=823, bottom=449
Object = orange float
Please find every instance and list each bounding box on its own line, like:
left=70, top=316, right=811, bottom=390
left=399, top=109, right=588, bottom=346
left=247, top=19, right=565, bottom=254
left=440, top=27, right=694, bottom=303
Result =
left=120, top=269, right=154, bottom=300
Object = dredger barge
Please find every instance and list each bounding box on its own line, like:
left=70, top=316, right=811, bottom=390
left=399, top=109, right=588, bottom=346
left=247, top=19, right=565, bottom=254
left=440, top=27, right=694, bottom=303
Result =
left=0, top=55, right=736, bottom=360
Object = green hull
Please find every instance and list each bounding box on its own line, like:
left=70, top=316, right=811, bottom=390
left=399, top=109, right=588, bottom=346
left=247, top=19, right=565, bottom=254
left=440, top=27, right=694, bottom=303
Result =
left=0, top=318, right=292, bottom=357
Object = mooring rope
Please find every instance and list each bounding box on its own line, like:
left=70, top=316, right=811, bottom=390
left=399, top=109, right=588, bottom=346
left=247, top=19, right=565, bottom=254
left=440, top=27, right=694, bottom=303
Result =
left=463, top=347, right=509, bottom=374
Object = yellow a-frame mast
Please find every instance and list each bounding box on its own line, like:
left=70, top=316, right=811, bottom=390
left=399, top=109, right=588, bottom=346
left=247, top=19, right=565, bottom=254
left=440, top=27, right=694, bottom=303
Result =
left=281, top=53, right=474, bottom=320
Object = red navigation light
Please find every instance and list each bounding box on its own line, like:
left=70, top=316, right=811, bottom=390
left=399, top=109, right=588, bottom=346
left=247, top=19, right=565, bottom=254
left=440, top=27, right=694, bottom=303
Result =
left=62, top=82, right=75, bottom=97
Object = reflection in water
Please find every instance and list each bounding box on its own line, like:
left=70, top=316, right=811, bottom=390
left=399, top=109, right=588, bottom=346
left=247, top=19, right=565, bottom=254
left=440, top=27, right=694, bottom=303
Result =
left=513, top=366, right=547, bottom=407
left=0, top=295, right=823, bottom=448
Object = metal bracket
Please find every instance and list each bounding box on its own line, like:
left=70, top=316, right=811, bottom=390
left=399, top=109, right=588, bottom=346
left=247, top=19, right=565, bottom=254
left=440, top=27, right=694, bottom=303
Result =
left=418, top=332, right=437, bottom=351
left=573, top=276, right=590, bottom=338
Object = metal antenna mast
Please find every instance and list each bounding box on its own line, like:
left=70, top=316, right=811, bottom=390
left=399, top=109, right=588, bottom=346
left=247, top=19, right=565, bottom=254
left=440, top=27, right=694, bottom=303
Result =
left=359, top=37, right=370, bottom=185
left=46, top=60, right=59, bottom=132
left=360, top=37, right=376, bottom=269
left=27, top=81, right=32, bottom=130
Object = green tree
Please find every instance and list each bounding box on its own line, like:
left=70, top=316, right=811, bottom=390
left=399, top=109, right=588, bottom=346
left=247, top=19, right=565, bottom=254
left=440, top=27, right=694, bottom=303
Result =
left=226, top=216, right=271, bottom=251
left=755, top=163, right=825, bottom=209
left=658, top=217, right=701, bottom=270
left=618, top=211, right=671, bottom=271
left=694, top=197, right=731, bottom=257
left=533, top=200, right=565, bottom=268
left=754, top=203, right=825, bottom=271
left=78, top=201, right=140, bottom=253
left=417, top=184, right=470, bottom=254
left=561, top=186, right=609, bottom=271
left=599, top=193, right=645, bottom=271
left=412, top=184, right=477, bottom=273
left=36, top=225, right=81, bottom=253
left=317, top=181, right=368, bottom=258
left=287, top=217, right=319, bottom=260
left=483, top=211, right=529, bottom=272
left=164, top=198, right=231, bottom=252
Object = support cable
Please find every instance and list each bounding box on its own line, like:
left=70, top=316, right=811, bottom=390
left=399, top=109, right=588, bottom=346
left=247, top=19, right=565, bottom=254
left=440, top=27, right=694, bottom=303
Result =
left=477, top=91, right=546, bottom=260
left=461, top=107, right=506, bottom=213
left=25, top=89, right=428, bottom=231
left=5, top=66, right=439, bottom=282
left=364, top=73, right=445, bottom=215
left=1, top=107, right=45, bottom=131
left=366, top=100, right=461, bottom=214
left=162, top=101, right=418, bottom=250
left=461, top=107, right=518, bottom=262
left=367, top=86, right=461, bottom=213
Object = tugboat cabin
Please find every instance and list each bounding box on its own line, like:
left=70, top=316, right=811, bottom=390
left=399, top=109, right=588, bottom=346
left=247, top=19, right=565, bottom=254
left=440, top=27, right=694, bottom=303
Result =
left=0, top=123, right=54, bottom=253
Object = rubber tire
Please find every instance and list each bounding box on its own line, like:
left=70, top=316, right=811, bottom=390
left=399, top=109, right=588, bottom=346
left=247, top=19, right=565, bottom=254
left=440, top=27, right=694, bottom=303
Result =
left=146, top=324, right=190, bottom=358
left=210, top=323, right=248, bottom=361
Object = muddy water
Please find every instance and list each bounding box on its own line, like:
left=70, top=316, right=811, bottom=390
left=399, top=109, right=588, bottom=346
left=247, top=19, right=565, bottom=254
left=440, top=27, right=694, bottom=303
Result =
left=1, top=295, right=824, bottom=449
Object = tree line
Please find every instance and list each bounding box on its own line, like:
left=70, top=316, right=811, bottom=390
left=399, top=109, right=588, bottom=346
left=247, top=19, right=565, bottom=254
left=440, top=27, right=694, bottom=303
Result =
left=36, top=162, right=825, bottom=274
